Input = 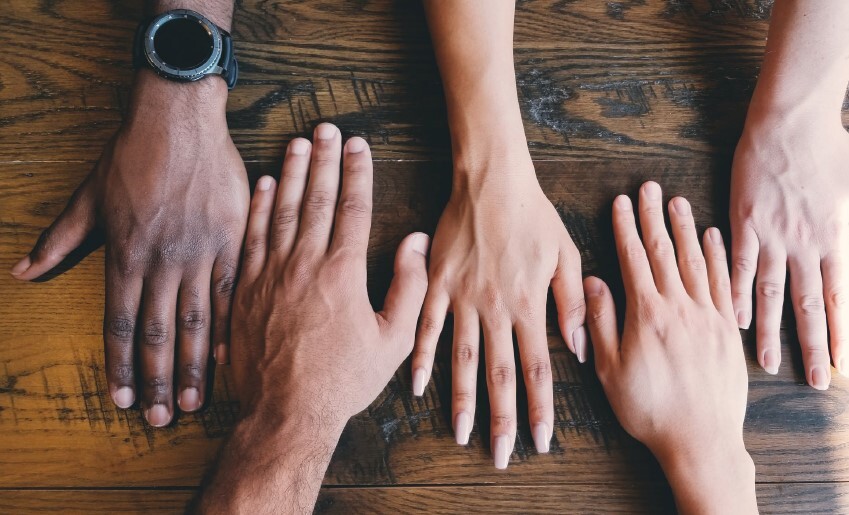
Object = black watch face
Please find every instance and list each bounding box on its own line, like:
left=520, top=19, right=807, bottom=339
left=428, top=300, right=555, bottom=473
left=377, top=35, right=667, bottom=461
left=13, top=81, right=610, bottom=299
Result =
left=154, top=17, right=213, bottom=70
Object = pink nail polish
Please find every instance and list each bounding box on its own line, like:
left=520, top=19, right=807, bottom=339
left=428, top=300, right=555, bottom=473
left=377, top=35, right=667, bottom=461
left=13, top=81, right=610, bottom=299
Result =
left=412, top=367, right=427, bottom=397
left=454, top=412, right=472, bottom=445
left=533, top=423, right=550, bottom=454
left=572, top=327, right=587, bottom=363
left=493, top=435, right=511, bottom=470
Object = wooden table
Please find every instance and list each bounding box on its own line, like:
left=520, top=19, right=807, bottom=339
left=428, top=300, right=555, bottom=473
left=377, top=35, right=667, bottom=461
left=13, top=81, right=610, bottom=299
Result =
left=2, top=1, right=848, bottom=512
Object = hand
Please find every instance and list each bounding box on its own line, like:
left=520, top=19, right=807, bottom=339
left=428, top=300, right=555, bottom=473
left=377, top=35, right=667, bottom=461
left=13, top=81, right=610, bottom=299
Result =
left=585, top=182, right=756, bottom=513
left=10, top=71, right=249, bottom=425
left=730, top=116, right=849, bottom=389
left=412, top=157, right=585, bottom=468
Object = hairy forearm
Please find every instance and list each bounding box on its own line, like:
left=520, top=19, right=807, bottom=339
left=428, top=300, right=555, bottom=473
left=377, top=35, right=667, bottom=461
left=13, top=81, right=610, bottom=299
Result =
left=423, top=0, right=530, bottom=176
left=151, top=0, right=234, bottom=30
left=749, top=0, right=849, bottom=124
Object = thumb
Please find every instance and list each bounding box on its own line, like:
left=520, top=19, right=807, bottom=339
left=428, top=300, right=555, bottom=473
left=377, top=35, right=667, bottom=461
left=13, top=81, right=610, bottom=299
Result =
left=11, top=179, right=96, bottom=281
left=378, top=232, right=430, bottom=358
left=583, top=276, right=620, bottom=379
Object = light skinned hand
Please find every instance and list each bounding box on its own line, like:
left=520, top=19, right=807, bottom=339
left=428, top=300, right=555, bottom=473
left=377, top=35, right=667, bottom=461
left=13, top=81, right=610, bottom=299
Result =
left=10, top=71, right=249, bottom=426
left=585, top=182, right=756, bottom=514
left=412, top=160, right=585, bottom=468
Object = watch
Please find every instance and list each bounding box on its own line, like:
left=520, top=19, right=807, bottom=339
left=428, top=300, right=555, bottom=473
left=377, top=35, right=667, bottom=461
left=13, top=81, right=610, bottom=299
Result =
left=133, top=9, right=238, bottom=90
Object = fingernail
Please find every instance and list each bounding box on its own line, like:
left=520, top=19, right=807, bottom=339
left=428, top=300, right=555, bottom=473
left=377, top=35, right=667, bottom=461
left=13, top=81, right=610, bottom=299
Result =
left=673, top=197, right=690, bottom=215
left=145, top=404, right=171, bottom=427
left=493, top=435, right=512, bottom=470
left=113, top=387, right=135, bottom=409
left=708, top=227, right=723, bottom=244
left=614, top=195, right=632, bottom=210
left=811, top=366, right=830, bottom=391
left=572, top=326, right=587, bottom=363
left=257, top=176, right=273, bottom=191
left=178, top=388, right=200, bottom=412
left=762, top=349, right=779, bottom=375
left=736, top=309, right=751, bottom=330
left=346, top=137, right=367, bottom=153
left=410, top=233, right=430, bottom=256
left=454, top=412, right=472, bottom=445
left=412, top=367, right=427, bottom=396
left=838, top=358, right=848, bottom=378
left=316, top=123, right=337, bottom=140
left=289, top=138, right=310, bottom=155
left=533, top=423, right=550, bottom=454
left=215, top=343, right=228, bottom=365
left=643, top=181, right=661, bottom=200
left=10, top=256, right=31, bottom=276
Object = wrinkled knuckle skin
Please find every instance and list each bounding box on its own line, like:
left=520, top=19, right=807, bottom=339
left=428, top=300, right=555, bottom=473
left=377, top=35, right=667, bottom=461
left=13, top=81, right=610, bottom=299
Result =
left=623, top=242, right=647, bottom=262
left=182, top=362, right=205, bottom=382
left=650, top=238, right=673, bottom=258
left=412, top=348, right=434, bottom=365
left=733, top=256, right=756, bottom=274
left=338, top=195, right=370, bottom=219
left=491, top=414, right=515, bottom=432
left=106, top=315, right=135, bottom=342
left=110, top=363, right=134, bottom=383
left=215, top=271, right=237, bottom=298
left=418, top=316, right=442, bottom=339
left=524, top=360, right=552, bottom=386
left=799, top=295, right=825, bottom=316
left=829, top=289, right=849, bottom=309
left=488, top=364, right=515, bottom=387
left=453, top=343, right=479, bottom=366
left=682, top=255, right=706, bottom=272
left=453, top=390, right=476, bottom=405
left=757, top=281, right=784, bottom=300
left=566, top=300, right=587, bottom=323
left=243, top=238, right=266, bottom=260
left=142, top=320, right=171, bottom=348
left=304, top=190, right=336, bottom=211
left=638, top=302, right=664, bottom=329
left=146, top=376, right=171, bottom=396
left=180, top=310, right=207, bottom=333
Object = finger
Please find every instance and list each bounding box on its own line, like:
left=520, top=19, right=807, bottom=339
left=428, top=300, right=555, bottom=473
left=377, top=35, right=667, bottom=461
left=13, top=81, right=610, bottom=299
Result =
left=330, top=137, right=373, bottom=256
left=451, top=307, right=480, bottom=447
left=551, top=238, right=587, bottom=362
left=755, top=247, right=786, bottom=376
left=176, top=268, right=212, bottom=413
left=702, top=228, right=735, bottom=321
left=241, top=176, right=277, bottom=281
left=11, top=178, right=96, bottom=281
left=295, top=123, right=342, bottom=255
left=582, top=276, right=620, bottom=380
left=138, top=273, right=181, bottom=427
left=211, top=240, right=240, bottom=365
left=668, top=197, right=710, bottom=302
left=638, top=181, right=681, bottom=293
left=378, top=233, right=430, bottom=364
left=411, top=285, right=450, bottom=397
left=103, top=251, right=143, bottom=409
left=730, top=223, right=759, bottom=329
left=612, top=194, right=655, bottom=297
left=269, top=138, right=311, bottom=258
left=483, top=320, right=517, bottom=470
left=515, top=307, right=553, bottom=455
left=822, top=254, right=849, bottom=376
left=789, top=255, right=831, bottom=390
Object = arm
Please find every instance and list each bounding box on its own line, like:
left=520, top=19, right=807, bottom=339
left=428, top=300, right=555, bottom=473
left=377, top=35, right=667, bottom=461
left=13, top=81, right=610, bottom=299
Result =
left=11, top=0, right=249, bottom=425
left=195, top=124, right=430, bottom=513
left=585, top=182, right=757, bottom=514
left=729, top=0, right=849, bottom=388
left=413, top=0, right=586, bottom=467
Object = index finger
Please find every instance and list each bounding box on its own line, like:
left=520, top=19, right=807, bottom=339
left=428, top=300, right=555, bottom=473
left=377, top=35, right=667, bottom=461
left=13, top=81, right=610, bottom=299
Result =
left=612, top=195, right=656, bottom=297
left=329, top=137, right=373, bottom=256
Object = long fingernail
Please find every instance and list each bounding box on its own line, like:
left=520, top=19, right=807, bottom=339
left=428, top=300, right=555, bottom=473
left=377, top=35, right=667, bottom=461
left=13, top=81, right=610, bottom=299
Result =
left=412, top=367, right=427, bottom=397
left=145, top=404, right=171, bottom=427
left=178, top=388, right=200, bottom=412
left=643, top=181, right=661, bottom=200
left=736, top=309, right=751, bottom=330
left=533, top=423, right=550, bottom=454
left=762, top=349, right=779, bottom=375
left=811, top=366, right=830, bottom=391
left=113, top=387, right=135, bottom=409
left=316, top=123, right=337, bottom=140
left=493, top=435, right=511, bottom=470
left=10, top=256, right=31, bottom=276
left=838, top=358, right=848, bottom=378
left=215, top=343, right=228, bottom=365
left=454, top=412, right=472, bottom=445
left=572, top=326, right=587, bottom=363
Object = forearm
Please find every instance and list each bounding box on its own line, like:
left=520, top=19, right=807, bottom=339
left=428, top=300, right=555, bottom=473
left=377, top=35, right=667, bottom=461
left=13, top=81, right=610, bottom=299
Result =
left=748, top=0, right=849, bottom=125
left=423, top=0, right=531, bottom=178
left=195, top=409, right=345, bottom=514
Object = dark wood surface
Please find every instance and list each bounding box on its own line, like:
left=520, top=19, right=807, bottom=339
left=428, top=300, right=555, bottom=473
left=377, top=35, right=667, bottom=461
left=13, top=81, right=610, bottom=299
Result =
left=2, top=0, right=849, bottom=512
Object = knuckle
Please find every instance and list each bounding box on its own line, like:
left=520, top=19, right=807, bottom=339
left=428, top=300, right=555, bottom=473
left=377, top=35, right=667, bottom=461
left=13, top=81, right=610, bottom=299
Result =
left=682, top=255, right=706, bottom=271
left=565, top=299, right=587, bottom=322
left=623, top=242, right=647, bottom=262
left=649, top=238, right=673, bottom=258
left=453, top=343, right=479, bottom=366
left=829, top=289, right=849, bottom=309
left=142, top=320, right=171, bottom=348
left=110, top=363, right=134, bottom=382
left=491, top=414, right=515, bottom=431
left=734, top=256, right=756, bottom=274
left=524, top=359, right=552, bottom=386
left=180, top=309, right=207, bottom=333
left=412, top=348, right=435, bottom=365
left=488, top=364, right=515, bottom=387
left=453, top=389, right=476, bottom=405
left=106, top=315, right=135, bottom=342
left=638, top=301, right=664, bottom=329
left=482, top=284, right=504, bottom=314
left=243, top=237, right=266, bottom=259
left=338, top=195, right=370, bottom=218
left=145, top=376, right=171, bottom=396
left=304, top=190, right=336, bottom=211
left=757, top=281, right=783, bottom=300
left=182, top=362, right=205, bottom=382
left=273, top=206, right=300, bottom=229
left=418, top=316, right=442, bottom=338
left=799, top=294, right=825, bottom=316
left=709, top=277, right=731, bottom=293
left=214, top=269, right=237, bottom=298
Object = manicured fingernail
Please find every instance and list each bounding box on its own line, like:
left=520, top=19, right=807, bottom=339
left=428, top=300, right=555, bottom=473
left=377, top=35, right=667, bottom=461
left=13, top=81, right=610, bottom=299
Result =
left=454, top=412, right=472, bottom=445
left=346, top=136, right=367, bottom=153
left=316, top=123, right=337, bottom=140
left=762, top=349, right=779, bottom=375
left=215, top=343, right=228, bottom=365
left=145, top=404, right=171, bottom=427
left=614, top=195, right=632, bottom=210
left=113, top=387, right=135, bottom=409
left=708, top=227, right=722, bottom=244
left=10, top=256, right=31, bottom=276
left=838, top=358, right=848, bottom=377
left=412, top=367, right=427, bottom=396
left=673, top=197, right=690, bottom=215
left=289, top=138, right=310, bottom=155
left=257, top=176, right=273, bottom=191
left=736, top=309, right=751, bottom=330
left=493, top=435, right=511, bottom=470
left=811, top=366, right=830, bottom=391
left=178, top=388, right=200, bottom=412
left=572, top=326, right=587, bottom=363
left=643, top=181, right=661, bottom=200
left=533, top=423, right=550, bottom=454
left=410, top=233, right=430, bottom=256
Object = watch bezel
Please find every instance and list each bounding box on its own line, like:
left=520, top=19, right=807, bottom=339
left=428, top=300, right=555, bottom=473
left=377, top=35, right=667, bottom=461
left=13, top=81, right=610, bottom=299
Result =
left=143, top=9, right=222, bottom=82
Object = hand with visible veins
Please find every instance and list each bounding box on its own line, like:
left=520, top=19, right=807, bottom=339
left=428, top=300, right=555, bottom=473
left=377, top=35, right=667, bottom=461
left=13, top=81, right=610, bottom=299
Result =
left=194, top=124, right=430, bottom=513
left=585, top=182, right=757, bottom=514
left=730, top=0, right=849, bottom=389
